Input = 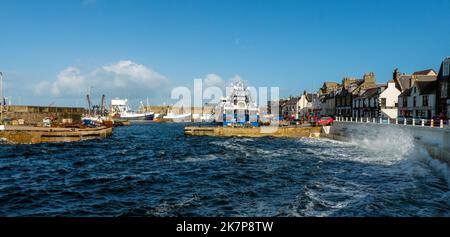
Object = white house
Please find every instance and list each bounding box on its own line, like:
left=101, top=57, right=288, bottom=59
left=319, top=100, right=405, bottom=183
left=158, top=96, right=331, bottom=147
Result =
left=379, top=81, right=401, bottom=118
left=352, top=81, right=401, bottom=119
left=279, top=91, right=317, bottom=119
left=297, top=91, right=314, bottom=118
left=398, top=78, right=437, bottom=119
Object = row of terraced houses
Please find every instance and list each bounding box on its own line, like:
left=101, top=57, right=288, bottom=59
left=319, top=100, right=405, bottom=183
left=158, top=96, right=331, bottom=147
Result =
left=278, top=57, right=450, bottom=120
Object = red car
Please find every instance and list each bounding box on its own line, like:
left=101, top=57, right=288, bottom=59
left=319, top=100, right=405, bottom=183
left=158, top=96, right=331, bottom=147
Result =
left=318, top=116, right=335, bottom=126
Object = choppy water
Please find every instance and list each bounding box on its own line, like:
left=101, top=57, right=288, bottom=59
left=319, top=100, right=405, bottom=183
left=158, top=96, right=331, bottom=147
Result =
left=0, top=123, right=449, bottom=217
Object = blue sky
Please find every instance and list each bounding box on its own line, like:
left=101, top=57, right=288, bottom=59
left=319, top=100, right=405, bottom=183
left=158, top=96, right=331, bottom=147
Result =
left=1, top=0, right=450, bottom=107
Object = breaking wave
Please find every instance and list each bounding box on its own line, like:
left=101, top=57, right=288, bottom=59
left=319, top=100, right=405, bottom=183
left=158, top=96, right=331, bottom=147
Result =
left=0, top=123, right=449, bottom=217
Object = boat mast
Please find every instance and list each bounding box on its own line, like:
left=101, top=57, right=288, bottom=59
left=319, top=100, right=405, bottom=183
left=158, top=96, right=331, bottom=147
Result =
left=100, top=94, right=106, bottom=116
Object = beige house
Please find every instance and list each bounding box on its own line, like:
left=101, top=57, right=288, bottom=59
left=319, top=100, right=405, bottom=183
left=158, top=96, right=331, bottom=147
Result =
left=318, top=82, right=340, bottom=116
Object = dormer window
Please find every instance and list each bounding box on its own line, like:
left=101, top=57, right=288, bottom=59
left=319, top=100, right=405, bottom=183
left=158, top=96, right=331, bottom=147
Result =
left=444, top=59, right=450, bottom=76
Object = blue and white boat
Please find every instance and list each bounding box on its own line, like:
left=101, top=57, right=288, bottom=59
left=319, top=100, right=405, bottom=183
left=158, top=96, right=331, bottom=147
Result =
left=110, top=98, right=154, bottom=121
left=215, top=80, right=259, bottom=127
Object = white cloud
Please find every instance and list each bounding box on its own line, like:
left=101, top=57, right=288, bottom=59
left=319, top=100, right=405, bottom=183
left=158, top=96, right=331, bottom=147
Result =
left=34, top=60, right=169, bottom=100
left=97, top=60, right=168, bottom=89
left=201, top=74, right=246, bottom=89
left=203, top=73, right=225, bottom=88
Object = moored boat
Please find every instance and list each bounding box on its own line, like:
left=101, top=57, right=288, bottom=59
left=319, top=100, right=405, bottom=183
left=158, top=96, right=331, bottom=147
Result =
left=110, top=98, right=155, bottom=121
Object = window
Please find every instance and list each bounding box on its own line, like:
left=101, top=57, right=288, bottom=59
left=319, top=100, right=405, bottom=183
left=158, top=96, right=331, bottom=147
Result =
left=423, top=95, right=429, bottom=107
left=442, top=82, right=448, bottom=98
left=417, top=110, right=426, bottom=118
left=444, top=60, right=450, bottom=76
left=381, top=98, right=386, bottom=108
left=402, top=97, right=408, bottom=107
left=413, top=96, right=416, bottom=107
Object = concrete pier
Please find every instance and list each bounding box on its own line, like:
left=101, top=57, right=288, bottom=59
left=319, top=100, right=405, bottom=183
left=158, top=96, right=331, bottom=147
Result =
left=0, top=126, right=113, bottom=144
left=4, top=105, right=84, bottom=125
left=185, top=126, right=322, bottom=138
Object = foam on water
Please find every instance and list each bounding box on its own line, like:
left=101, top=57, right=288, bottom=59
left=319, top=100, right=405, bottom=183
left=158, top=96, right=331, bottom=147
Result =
left=0, top=123, right=449, bottom=217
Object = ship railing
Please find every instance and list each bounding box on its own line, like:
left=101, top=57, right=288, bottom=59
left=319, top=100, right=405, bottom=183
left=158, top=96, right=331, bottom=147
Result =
left=335, top=116, right=450, bottom=129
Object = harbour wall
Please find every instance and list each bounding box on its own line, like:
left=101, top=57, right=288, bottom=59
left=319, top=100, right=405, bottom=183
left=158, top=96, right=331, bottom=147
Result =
left=185, top=126, right=322, bottom=138
left=139, top=106, right=216, bottom=115
left=323, top=122, right=450, bottom=164
left=4, top=105, right=85, bottom=125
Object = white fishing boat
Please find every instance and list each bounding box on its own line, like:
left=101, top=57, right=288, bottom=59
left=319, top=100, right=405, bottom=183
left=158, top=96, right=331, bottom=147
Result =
left=192, top=113, right=214, bottom=122
left=163, top=113, right=191, bottom=121
left=110, top=98, right=154, bottom=121
left=163, top=106, right=191, bottom=122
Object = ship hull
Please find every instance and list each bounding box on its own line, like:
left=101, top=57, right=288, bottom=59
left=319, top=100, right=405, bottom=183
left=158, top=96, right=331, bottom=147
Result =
left=120, top=113, right=154, bottom=121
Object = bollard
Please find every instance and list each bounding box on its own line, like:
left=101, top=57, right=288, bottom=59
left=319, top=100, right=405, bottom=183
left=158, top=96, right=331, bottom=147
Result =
left=395, top=118, right=398, bottom=125
left=421, top=119, right=425, bottom=127
left=379, top=117, right=382, bottom=124
left=431, top=120, right=434, bottom=128
left=387, top=118, right=390, bottom=124
left=367, top=117, right=369, bottom=123
left=350, top=117, right=353, bottom=122
left=404, top=118, right=407, bottom=126
left=412, top=118, right=415, bottom=126
left=440, top=120, right=444, bottom=128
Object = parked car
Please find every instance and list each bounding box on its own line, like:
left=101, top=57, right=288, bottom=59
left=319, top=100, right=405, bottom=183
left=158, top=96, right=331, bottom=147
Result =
left=318, top=116, right=335, bottom=126
left=432, top=116, right=449, bottom=125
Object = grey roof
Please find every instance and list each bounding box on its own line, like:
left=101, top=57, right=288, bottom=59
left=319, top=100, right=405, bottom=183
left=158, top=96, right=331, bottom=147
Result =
left=397, top=75, right=413, bottom=90
left=438, top=57, right=450, bottom=81
left=399, top=87, right=413, bottom=97
left=305, top=93, right=316, bottom=102
left=355, top=86, right=382, bottom=99
left=415, top=75, right=437, bottom=81
left=416, top=80, right=437, bottom=95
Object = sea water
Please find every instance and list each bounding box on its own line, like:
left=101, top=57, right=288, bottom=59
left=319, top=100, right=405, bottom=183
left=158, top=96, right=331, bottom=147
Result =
left=0, top=123, right=449, bottom=216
